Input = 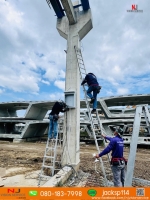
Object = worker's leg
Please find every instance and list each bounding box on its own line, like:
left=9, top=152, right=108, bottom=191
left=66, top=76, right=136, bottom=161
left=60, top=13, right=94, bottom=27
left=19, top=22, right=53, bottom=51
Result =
left=111, top=165, right=122, bottom=187
left=93, top=87, right=98, bottom=109
left=121, top=165, right=125, bottom=187
left=48, top=115, right=53, bottom=139
left=53, top=120, right=58, bottom=139
left=87, top=86, right=93, bottom=99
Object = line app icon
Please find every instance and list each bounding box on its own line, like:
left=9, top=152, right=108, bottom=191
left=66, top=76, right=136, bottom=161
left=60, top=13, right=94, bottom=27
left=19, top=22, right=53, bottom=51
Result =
left=29, top=190, right=38, bottom=196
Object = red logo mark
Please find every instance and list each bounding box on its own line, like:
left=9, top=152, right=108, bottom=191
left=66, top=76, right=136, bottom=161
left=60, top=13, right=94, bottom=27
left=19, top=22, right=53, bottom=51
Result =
left=7, top=189, right=20, bottom=193
left=132, top=5, right=138, bottom=10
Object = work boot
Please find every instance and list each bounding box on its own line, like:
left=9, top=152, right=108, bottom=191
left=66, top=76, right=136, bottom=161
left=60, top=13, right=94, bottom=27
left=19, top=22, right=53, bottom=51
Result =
left=90, top=98, right=95, bottom=104
left=91, top=109, right=96, bottom=113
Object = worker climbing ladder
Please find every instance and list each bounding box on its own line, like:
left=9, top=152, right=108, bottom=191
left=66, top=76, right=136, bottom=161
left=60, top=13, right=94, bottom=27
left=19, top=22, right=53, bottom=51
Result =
left=38, top=124, right=63, bottom=186
left=74, top=46, right=113, bottom=186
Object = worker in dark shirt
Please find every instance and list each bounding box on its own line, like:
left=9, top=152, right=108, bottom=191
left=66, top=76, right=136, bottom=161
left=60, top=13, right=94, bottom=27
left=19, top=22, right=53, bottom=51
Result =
left=81, top=73, right=101, bottom=113
left=48, top=101, right=69, bottom=139
left=94, top=128, right=126, bottom=187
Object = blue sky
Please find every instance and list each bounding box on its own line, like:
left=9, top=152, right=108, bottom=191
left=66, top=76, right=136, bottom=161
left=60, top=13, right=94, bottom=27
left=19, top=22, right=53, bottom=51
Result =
left=0, top=0, right=150, bottom=103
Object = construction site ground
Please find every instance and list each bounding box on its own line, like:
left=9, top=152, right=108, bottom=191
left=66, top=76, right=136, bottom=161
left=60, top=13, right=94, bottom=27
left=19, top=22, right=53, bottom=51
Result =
left=0, top=140, right=150, bottom=187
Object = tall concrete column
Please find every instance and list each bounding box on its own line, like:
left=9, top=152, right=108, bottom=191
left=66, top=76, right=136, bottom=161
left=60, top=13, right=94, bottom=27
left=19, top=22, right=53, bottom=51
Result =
left=57, top=1, right=93, bottom=168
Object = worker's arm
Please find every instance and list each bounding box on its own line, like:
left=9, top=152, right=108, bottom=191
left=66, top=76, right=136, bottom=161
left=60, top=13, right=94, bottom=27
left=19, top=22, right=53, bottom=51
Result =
left=95, top=140, right=115, bottom=158
left=81, top=75, right=87, bottom=85
left=105, top=136, right=113, bottom=141
left=101, top=134, right=112, bottom=141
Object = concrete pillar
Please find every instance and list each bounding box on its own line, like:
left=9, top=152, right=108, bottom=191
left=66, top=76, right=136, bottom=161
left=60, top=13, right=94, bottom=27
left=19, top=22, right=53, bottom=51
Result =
left=57, top=1, right=93, bottom=168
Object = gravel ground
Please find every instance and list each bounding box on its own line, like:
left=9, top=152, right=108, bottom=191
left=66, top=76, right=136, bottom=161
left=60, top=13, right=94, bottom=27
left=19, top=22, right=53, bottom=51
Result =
left=0, top=141, right=150, bottom=187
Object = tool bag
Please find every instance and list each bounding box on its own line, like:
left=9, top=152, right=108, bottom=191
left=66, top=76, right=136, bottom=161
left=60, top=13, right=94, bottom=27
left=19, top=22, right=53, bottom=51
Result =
left=97, top=86, right=102, bottom=93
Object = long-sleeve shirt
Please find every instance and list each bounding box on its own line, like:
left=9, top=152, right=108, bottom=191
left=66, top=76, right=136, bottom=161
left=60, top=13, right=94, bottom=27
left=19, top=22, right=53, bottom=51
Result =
left=99, top=135, right=124, bottom=158
left=81, top=73, right=99, bottom=86
left=50, top=102, right=66, bottom=115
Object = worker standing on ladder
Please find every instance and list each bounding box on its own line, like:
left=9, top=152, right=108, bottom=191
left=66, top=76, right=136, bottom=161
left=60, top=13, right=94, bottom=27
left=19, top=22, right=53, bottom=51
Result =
left=81, top=73, right=101, bottom=113
left=48, top=101, right=69, bottom=139
left=94, top=128, right=126, bottom=187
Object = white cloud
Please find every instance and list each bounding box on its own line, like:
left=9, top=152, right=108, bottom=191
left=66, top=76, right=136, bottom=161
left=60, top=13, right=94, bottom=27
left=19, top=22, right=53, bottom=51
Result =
left=0, top=0, right=66, bottom=96
left=117, top=88, right=129, bottom=95
left=0, top=88, right=5, bottom=94
left=49, top=92, right=64, bottom=101
left=41, top=80, right=50, bottom=85
left=54, top=80, right=65, bottom=90
left=0, top=0, right=150, bottom=102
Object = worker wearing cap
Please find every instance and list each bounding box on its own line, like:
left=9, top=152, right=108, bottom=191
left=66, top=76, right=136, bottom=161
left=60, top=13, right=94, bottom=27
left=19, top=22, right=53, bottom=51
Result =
left=95, top=128, right=126, bottom=187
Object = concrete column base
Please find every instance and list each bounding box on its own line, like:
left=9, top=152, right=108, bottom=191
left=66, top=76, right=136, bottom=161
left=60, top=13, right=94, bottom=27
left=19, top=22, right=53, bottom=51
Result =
left=42, top=162, right=80, bottom=187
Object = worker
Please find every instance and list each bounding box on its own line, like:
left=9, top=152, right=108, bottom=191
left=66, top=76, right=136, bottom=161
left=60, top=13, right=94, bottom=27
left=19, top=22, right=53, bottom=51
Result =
left=94, top=128, right=126, bottom=187
left=81, top=73, right=101, bottom=113
left=48, top=101, right=69, bottom=139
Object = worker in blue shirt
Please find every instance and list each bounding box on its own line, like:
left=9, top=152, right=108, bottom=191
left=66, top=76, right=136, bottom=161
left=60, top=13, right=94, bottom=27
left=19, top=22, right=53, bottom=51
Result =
left=81, top=73, right=101, bottom=113
left=95, top=128, right=126, bottom=187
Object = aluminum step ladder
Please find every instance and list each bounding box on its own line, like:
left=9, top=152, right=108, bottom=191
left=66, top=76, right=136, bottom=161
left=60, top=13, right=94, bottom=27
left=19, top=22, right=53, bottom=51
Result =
left=38, top=124, right=63, bottom=186
left=74, top=46, right=113, bottom=186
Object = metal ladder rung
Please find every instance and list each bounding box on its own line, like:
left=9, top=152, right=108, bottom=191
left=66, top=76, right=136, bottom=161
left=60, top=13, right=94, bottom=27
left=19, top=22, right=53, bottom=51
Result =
left=44, top=156, right=54, bottom=158
left=43, top=165, right=53, bottom=169
left=46, top=147, right=55, bottom=150
left=78, top=63, right=84, bottom=66
left=77, top=57, right=83, bottom=61
left=76, top=53, right=82, bottom=56
left=80, top=68, right=86, bottom=71
left=96, top=138, right=103, bottom=141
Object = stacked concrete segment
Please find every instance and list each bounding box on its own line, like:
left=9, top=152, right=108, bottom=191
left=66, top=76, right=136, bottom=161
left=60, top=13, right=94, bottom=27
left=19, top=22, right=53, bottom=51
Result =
left=0, top=94, right=150, bottom=145
left=0, top=101, right=56, bottom=140
left=98, top=94, right=150, bottom=145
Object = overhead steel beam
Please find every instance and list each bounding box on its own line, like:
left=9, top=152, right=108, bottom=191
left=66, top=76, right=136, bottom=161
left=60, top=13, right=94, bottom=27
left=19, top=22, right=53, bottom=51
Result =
left=80, top=0, right=90, bottom=11
left=61, top=0, right=76, bottom=25
left=50, top=0, right=65, bottom=18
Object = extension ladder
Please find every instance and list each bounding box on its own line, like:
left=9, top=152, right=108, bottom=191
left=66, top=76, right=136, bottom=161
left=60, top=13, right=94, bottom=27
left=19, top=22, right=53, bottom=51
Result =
left=74, top=46, right=112, bottom=186
left=38, top=123, right=63, bottom=186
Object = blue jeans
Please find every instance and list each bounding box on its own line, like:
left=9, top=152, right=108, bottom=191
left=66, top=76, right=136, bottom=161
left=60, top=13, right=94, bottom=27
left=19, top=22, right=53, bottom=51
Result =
left=48, top=115, right=58, bottom=139
left=87, top=85, right=99, bottom=109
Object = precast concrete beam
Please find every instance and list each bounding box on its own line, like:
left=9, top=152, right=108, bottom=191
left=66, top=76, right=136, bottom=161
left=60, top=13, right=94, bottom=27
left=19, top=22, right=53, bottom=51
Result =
left=78, top=9, right=93, bottom=40
left=61, top=0, right=76, bottom=25
left=102, top=94, right=150, bottom=107
left=57, top=9, right=93, bottom=41
left=0, top=120, right=48, bottom=139
left=57, top=17, right=69, bottom=40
